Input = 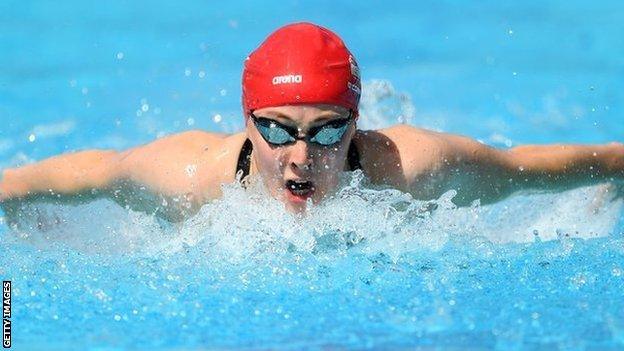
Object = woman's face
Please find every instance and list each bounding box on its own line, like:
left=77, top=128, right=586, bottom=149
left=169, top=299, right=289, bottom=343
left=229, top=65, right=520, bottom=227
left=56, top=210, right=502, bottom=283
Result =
left=246, top=104, right=356, bottom=213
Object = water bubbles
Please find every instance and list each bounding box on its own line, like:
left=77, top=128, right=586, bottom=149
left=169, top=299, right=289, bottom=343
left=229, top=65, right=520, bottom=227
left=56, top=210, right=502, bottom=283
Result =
left=185, top=164, right=197, bottom=177
left=116, top=52, right=124, bottom=60
left=28, top=134, right=36, bottom=142
left=141, top=103, right=149, bottom=112
left=81, top=87, right=89, bottom=95
left=220, top=89, right=227, bottom=96
left=184, top=68, right=192, bottom=77
left=213, top=114, right=222, bottom=123
left=3, top=169, right=624, bottom=349
left=359, top=80, right=415, bottom=129
left=570, top=272, right=588, bottom=287
left=508, top=29, right=514, bottom=35
left=187, top=117, right=195, bottom=126
left=198, top=70, right=206, bottom=79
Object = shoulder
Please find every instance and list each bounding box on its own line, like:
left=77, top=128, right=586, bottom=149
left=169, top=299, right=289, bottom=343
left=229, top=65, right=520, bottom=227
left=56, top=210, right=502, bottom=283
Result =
left=355, top=125, right=488, bottom=190
left=355, top=125, right=446, bottom=186
left=117, top=131, right=247, bottom=197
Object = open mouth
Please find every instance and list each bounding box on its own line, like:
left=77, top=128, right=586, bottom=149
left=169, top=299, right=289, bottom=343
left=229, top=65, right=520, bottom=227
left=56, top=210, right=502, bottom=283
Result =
left=285, top=179, right=315, bottom=201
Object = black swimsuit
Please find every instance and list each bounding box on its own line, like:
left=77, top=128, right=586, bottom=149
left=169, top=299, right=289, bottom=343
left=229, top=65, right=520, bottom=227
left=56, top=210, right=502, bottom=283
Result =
left=235, top=139, right=361, bottom=180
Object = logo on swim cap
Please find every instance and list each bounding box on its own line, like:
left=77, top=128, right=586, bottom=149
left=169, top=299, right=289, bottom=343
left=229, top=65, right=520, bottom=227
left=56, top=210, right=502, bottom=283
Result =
left=272, top=74, right=303, bottom=85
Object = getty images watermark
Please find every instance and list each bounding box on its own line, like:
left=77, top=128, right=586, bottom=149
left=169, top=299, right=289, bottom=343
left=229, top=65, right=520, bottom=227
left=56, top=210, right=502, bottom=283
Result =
left=2, top=281, right=10, bottom=348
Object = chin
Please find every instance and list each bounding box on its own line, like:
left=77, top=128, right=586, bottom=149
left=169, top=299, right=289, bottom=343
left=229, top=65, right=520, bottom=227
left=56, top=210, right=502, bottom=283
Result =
left=284, top=201, right=307, bottom=214
left=281, top=186, right=327, bottom=215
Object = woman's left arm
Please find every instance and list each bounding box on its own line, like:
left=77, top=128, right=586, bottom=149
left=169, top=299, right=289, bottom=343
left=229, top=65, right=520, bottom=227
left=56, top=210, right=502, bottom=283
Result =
left=436, top=135, right=624, bottom=206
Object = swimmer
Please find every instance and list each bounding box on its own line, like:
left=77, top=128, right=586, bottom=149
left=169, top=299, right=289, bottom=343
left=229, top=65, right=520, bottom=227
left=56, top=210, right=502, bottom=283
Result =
left=1, top=22, right=623, bottom=222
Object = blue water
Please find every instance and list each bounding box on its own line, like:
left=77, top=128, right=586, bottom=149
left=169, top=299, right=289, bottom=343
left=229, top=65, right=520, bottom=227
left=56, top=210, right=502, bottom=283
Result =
left=1, top=1, right=624, bottom=350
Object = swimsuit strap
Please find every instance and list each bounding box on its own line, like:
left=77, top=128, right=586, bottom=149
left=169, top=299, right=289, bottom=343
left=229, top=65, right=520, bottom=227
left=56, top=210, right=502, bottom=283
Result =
left=347, top=141, right=362, bottom=171
left=235, top=138, right=362, bottom=180
left=236, top=138, right=253, bottom=181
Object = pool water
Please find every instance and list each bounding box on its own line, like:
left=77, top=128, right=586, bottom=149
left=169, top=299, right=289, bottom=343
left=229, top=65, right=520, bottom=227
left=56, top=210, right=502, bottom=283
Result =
left=1, top=1, right=624, bottom=350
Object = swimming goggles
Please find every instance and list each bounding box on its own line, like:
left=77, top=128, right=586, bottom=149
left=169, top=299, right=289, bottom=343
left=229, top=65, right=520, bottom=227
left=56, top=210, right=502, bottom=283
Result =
left=250, top=110, right=353, bottom=146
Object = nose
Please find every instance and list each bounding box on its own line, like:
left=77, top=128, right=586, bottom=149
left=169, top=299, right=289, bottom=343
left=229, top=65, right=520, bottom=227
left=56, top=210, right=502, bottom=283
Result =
left=289, top=140, right=312, bottom=171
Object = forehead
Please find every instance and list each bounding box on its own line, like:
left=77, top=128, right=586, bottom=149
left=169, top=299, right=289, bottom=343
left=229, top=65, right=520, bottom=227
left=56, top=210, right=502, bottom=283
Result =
left=254, top=104, right=349, bottom=123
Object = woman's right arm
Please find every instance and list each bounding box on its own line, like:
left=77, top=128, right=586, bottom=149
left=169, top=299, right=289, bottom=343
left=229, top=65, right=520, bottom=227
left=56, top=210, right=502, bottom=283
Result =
left=0, top=149, right=121, bottom=202
left=0, top=131, right=237, bottom=223
left=0, top=148, right=199, bottom=223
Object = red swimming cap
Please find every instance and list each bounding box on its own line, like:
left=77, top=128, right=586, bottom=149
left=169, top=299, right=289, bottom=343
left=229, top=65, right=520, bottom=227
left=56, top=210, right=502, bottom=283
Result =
left=242, top=22, right=361, bottom=116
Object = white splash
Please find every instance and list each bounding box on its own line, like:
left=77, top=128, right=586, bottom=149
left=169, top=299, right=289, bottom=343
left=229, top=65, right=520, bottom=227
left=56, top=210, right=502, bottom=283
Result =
left=5, top=171, right=622, bottom=264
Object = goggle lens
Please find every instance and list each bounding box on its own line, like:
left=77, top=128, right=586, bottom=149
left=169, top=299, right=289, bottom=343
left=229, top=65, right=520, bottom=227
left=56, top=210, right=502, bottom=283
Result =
left=251, top=111, right=352, bottom=146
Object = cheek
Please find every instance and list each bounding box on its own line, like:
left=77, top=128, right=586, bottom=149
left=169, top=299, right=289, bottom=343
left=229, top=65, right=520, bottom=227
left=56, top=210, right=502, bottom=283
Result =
left=313, top=144, right=349, bottom=171
left=256, top=145, right=286, bottom=174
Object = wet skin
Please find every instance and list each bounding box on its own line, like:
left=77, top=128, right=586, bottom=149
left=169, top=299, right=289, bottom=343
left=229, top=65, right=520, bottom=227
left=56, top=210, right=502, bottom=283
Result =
left=1, top=104, right=623, bottom=222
